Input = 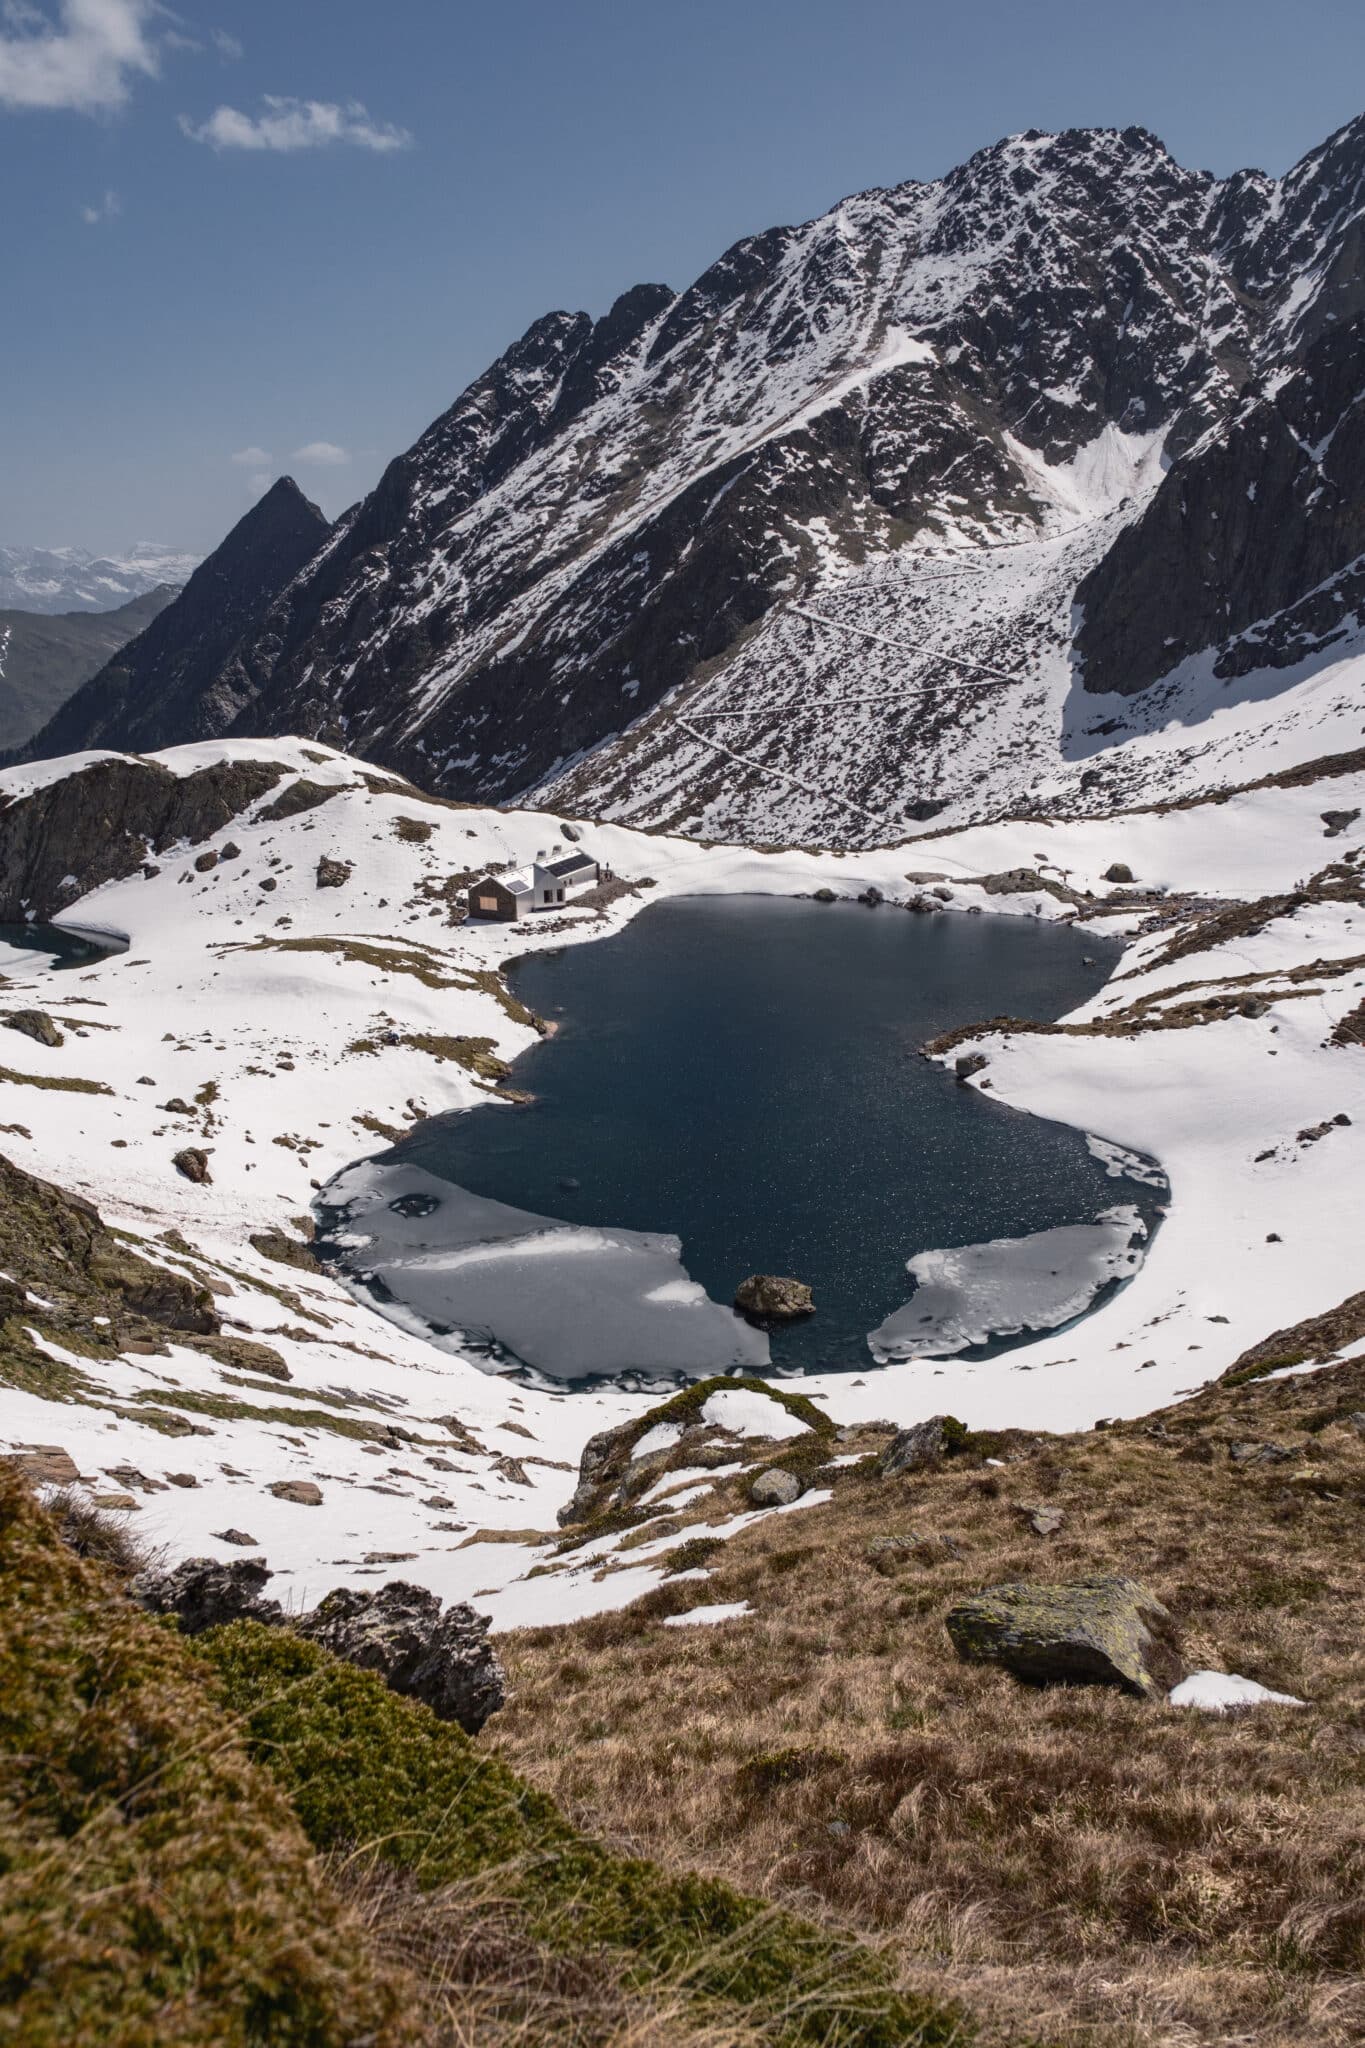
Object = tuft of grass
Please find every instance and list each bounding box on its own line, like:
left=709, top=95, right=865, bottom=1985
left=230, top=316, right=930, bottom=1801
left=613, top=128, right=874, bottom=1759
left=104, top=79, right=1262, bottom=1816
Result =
left=0, top=1064, right=113, bottom=1094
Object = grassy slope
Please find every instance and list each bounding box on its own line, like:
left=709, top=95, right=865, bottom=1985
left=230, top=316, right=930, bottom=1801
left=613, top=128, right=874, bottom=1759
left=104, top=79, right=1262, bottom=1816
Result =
left=0, top=1458, right=966, bottom=2047
left=492, top=1360, right=1365, bottom=2048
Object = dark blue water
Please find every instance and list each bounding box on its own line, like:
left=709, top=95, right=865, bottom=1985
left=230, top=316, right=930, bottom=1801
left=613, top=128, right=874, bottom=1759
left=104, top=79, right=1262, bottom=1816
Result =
left=355, top=896, right=1161, bottom=1373
left=0, top=922, right=125, bottom=969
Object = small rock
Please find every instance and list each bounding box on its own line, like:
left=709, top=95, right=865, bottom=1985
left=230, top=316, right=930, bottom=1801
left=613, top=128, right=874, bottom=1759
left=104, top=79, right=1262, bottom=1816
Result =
left=1103, top=862, right=1135, bottom=884
left=220, top=841, right=241, bottom=860
left=946, top=1574, right=1183, bottom=1698
left=750, top=1468, right=803, bottom=1507
left=160, top=1097, right=194, bottom=1115
left=1022, top=1505, right=1065, bottom=1537
left=880, top=1415, right=956, bottom=1477
left=91, top=1492, right=139, bottom=1511
left=2, top=1008, right=65, bottom=1047
left=173, top=1147, right=212, bottom=1185
left=316, top=856, right=352, bottom=889
left=269, top=1479, right=322, bottom=1505
left=212, top=1528, right=260, bottom=1547
left=812, top=887, right=836, bottom=903
left=165, top=1472, right=199, bottom=1487
left=193, top=849, right=218, bottom=873
left=1240, top=997, right=1271, bottom=1019
left=858, top=885, right=884, bottom=907
left=734, top=1274, right=816, bottom=1322
left=1266, top=1233, right=1282, bottom=1243
left=259, top=876, right=277, bottom=892
left=954, top=1051, right=989, bottom=1081
left=133, top=1556, right=282, bottom=1633
left=1321, top=808, right=1360, bottom=838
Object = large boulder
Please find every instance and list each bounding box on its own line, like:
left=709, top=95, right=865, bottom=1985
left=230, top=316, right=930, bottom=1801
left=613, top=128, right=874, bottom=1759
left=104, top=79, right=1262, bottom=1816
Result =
left=734, top=1274, right=815, bottom=1323
left=296, top=1580, right=506, bottom=1734
left=946, top=1575, right=1183, bottom=1699
left=132, top=1555, right=283, bottom=1634
left=2, top=1008, right=64, bottom=1048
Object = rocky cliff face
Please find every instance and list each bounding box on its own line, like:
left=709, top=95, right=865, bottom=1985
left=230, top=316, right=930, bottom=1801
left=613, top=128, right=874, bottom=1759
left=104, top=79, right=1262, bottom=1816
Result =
left=30, top=117, right=1365, bottom=843
left=24, top=480, right=331, bottom=762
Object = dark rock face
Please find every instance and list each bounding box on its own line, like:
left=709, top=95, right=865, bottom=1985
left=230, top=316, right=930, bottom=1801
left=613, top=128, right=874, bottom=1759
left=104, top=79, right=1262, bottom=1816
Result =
left=173, top=1148, right=212, bottom=1185
left=315, top=855, right=352, bottom=888
left=22, top=479, right=331, bottom=760
left=946, top=1574, right=1184, bottom=1698
left=1076, top=305, right=1365, bottom=696
left=132, top=1556, right=283, bottom=1634
left=734, top=1275, right=816, bottom=1322
left=0, top=753, right=286, bottom=923
left=296, top=1580, right=506, bottom=1733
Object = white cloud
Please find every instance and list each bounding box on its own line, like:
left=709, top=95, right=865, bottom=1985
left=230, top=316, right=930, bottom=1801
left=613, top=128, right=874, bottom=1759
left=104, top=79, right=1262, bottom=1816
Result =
left=0, top=0, right=158, bottom=113
left=179, top=95, right=412, bottom=153
left=209, top=26, right=240, bottom=60
left=79, top=183, right=119, bottom=223
left=230, top=444, right=271, bottom=466
left=290, top=441, right=349, bottom=467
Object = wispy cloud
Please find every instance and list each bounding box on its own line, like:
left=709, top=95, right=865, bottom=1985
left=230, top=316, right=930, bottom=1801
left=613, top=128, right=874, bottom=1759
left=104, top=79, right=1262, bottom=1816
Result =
left=230, top=444, right=272, bottom=466
left=209, top=26, right=240, bottom=60
left=179, top=95, right=412, bottom=153
left=0, top=0, right=158, bottom=113
left=79, top=183, right=120, bottom=223
left=290, top=441, right=349, bottom=467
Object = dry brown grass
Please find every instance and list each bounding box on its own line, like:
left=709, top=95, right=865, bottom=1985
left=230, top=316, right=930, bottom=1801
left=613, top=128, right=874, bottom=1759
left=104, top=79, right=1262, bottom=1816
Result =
left=333, top=1854, right=797, bottom=2048
left=493, top=1362, right=1365, bottom=2047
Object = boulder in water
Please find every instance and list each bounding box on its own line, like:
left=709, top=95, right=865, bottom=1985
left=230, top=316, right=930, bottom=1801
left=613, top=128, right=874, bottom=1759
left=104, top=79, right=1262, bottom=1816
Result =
left=734, top=1274, right=815, bottom=1323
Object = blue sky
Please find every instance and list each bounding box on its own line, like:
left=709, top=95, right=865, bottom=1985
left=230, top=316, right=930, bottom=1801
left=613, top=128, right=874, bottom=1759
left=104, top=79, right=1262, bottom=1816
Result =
left=3, top=0, right=1363, bottom=555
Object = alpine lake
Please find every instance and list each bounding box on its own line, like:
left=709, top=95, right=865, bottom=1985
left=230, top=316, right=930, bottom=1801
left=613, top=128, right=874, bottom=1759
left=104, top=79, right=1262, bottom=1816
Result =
left=318, top=896, right=1167, bottom=1387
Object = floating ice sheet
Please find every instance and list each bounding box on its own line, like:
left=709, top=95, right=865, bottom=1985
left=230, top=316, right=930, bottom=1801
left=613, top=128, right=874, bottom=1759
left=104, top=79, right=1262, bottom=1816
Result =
left=868, top=1205, right=1147, bottom=1361
left=320, top=1160, right=769, bottom=1382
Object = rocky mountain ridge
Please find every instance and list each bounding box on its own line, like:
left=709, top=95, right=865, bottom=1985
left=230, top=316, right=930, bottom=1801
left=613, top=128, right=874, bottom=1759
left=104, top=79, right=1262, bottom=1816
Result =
left=27, top=114, right=1365, bottom=845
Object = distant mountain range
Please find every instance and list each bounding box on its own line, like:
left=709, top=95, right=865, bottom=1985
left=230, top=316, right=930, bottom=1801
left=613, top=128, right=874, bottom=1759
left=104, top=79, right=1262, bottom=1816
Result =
left=25, top=112, right=1365, bottom=842
left=0, top=544, right=201, bottom=616
left=0, top=588, right=179, bottom=753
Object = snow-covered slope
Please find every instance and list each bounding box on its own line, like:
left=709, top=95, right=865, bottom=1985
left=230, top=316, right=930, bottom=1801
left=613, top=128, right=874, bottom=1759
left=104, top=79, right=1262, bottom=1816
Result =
left=0, top=738, right=1360, bottom=1624
left=31, top=114, right=1363, bottom=848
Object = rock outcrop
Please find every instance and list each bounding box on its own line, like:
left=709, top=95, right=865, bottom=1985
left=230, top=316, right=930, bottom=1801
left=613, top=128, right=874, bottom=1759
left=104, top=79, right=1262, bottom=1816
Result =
left=296, top=1580, right=506, bottom=1734
left=133, top=1555, right=283, bottom=1634
left=946, top=1574, right=1183, bottom=1698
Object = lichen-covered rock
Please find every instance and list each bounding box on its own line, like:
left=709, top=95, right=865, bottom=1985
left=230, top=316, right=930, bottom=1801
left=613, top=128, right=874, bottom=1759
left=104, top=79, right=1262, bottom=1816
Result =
left=946, top=1574, right=1183, bottom=1698
left=268, top=1479, right=322, bottom=1506
left=86, top=1247, right=220, bottom=1334
left=132, top=1555, right=283, bottom=1634
left=880, top=1415, right=960, bottom=1477
left=248, top=1226, right=319, bottom=1272
left=734, top=1274, right=816, bottom=1322
left=2, top=1009, right=64, bottom=1048
left=296, top=1580, right=506, bottom=1733
left=315, top=855, right=352, bottom=889
left=750, top=1468, right=803, bottom=1506
left=173, top=1147, right=212, bottom=1185
left=557, top=1417, right=636, bottom=1526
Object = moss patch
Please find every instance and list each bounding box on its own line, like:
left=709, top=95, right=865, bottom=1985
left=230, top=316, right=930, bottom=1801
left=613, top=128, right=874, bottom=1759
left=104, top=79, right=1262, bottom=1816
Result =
left=0, top=1064, right=113, bottom=1094
left=0, top=1467, right=411, bottom=2047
